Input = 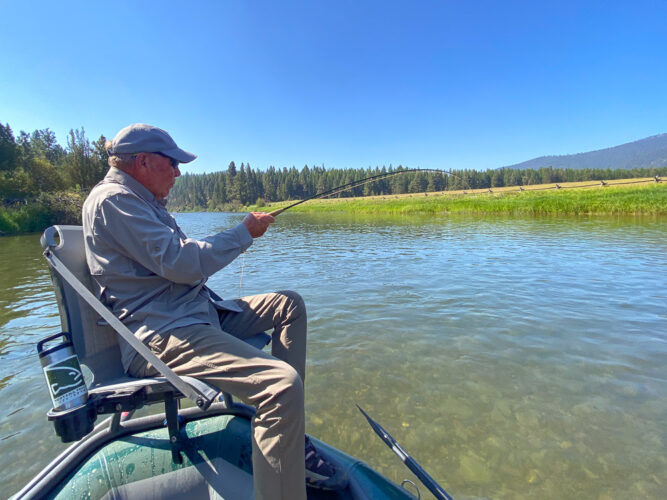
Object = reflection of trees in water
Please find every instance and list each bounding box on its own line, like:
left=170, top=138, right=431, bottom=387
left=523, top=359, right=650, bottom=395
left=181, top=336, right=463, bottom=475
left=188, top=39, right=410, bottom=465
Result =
left=0, top=372, right=12, bottom=390
left=0, top=233, right=53, bottom=329
left=0, top=337, right=10, bottom=359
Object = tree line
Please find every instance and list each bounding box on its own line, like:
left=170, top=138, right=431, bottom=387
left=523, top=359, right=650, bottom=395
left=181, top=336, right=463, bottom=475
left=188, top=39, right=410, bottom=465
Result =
left=1, top=119, right=664, bottom=218
left=0, top=122, right=108, bottom=203
left=168, top=161, right=667, bottom=211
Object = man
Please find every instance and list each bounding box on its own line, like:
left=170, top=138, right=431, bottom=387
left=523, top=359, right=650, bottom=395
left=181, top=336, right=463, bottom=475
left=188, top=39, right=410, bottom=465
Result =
left=82, top=123, right=343, bottom=499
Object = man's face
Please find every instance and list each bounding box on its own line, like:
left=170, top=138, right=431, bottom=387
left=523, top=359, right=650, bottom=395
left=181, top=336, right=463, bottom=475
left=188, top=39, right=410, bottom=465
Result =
left=133, top=152, right=181, bottom=199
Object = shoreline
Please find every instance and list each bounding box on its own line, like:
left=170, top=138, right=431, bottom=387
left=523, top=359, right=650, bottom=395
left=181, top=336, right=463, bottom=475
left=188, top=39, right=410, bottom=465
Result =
left=2, top=180, right=665, bottom=236
left=251, top=180, right=667, bottom=216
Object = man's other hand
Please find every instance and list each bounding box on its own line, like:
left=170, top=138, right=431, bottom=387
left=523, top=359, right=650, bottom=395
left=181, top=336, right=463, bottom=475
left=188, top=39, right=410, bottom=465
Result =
left=242, top=212, right=275, bottom=238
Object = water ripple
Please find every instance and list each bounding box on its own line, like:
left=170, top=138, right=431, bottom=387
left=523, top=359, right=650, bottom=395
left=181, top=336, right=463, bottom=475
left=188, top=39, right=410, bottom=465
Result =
left=0, top=214, right=665, bottom=499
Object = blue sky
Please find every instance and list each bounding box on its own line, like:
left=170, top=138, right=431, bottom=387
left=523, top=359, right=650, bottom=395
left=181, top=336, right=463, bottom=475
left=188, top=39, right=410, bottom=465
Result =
left=1, top=1, right=665, bottom=174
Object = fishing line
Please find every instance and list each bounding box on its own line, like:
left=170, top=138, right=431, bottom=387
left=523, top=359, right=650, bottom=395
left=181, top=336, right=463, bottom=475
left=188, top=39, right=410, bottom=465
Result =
left=239, top=252, right=245, bottom=295
left=268, top=168, right=470, bottom=216
left=242, top=168, right=468, bottom=292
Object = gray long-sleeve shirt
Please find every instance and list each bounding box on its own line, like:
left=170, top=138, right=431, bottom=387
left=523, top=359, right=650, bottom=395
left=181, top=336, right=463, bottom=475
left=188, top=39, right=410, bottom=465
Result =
left=82, top=168, right=253, bottom=370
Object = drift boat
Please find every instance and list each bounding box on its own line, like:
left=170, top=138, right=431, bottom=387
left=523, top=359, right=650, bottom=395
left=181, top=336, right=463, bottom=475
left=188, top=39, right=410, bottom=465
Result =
left=15, top=404, right=416, bottom=499
left=11, top=225, right=421, bottom=499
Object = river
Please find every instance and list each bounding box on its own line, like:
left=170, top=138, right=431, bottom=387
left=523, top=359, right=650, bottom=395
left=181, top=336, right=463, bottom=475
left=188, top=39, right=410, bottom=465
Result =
left=0, top=212, right=665, bottom=499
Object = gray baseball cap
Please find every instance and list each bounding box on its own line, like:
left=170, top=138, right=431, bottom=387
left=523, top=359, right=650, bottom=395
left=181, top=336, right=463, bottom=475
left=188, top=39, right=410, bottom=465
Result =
left=107, top=123, right=197, bottom=163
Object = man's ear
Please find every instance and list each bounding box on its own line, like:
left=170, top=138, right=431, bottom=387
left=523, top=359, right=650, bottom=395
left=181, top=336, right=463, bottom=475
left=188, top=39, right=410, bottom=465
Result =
left=134, top=153, right=149, bottom=168
left=124, top=153, right=146, bottom=179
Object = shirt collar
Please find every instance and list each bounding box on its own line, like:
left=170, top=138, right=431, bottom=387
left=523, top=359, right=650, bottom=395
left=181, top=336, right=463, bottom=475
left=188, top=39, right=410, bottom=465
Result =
left=103, top=167, right=164, bottom=205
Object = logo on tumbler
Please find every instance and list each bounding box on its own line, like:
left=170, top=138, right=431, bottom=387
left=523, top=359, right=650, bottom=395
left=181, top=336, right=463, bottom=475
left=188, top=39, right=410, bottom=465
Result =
left=43, top=355, right=87, bottom=407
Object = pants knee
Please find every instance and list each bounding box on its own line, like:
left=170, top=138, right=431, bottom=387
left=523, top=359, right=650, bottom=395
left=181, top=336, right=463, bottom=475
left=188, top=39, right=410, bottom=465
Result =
left=272, top=362, right=304, bottom=405
left=277, top=290, right=306, bottom=316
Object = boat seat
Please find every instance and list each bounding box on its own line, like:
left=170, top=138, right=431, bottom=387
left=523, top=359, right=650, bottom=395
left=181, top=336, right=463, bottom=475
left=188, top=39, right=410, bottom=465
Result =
left=100, top=457, right=254, bottom=500
left=40, top=225, right=270, bottom=460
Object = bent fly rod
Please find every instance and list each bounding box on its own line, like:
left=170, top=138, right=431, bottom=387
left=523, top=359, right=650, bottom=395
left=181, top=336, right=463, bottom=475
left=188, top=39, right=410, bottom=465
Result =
left=357, top=405, right=454, bottom=500
left=268, top=168, right=462, bottom=217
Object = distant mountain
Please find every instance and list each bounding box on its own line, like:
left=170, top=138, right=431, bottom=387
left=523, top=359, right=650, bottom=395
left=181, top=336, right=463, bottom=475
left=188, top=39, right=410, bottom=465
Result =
left=503, top=134, right=667, bottom=170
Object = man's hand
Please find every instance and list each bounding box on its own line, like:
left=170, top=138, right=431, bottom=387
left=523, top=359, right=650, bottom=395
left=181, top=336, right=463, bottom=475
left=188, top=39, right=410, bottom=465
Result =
left=242, top=212, right=275, bottom=238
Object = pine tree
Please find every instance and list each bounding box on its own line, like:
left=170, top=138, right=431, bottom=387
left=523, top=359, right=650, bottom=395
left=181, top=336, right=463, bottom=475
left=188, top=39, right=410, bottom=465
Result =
left=0, top=123, right=19, bottom=172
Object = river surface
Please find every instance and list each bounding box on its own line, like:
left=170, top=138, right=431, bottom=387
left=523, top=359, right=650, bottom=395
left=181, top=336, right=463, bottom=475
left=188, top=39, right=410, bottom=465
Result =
left=0, top=212, right=665, bottom=499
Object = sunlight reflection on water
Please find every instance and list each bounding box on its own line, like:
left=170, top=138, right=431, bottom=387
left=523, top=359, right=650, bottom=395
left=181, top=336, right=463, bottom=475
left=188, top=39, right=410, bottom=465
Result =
left=0, top=213, right=665, bottom=499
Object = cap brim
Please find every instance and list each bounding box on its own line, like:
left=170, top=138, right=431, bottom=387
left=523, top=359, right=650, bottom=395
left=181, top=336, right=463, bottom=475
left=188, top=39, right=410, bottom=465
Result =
left=163, top=148, right=197, bottom=163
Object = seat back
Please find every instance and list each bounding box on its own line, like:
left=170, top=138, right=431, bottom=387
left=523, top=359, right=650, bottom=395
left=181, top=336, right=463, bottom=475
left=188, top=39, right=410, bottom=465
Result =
left=41, top=225, right=125, bottom=387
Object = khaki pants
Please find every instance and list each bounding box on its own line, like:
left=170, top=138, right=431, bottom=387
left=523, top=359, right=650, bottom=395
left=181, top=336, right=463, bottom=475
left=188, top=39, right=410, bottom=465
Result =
left=128, top=291, right=308, bottom=500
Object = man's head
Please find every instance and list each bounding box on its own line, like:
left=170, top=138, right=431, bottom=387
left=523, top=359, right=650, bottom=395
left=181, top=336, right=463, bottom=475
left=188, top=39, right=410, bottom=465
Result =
left=106, top=124, right=196, bottom=199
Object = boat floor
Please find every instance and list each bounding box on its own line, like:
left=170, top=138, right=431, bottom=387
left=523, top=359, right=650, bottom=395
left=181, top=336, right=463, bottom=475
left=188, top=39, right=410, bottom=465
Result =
left=42, top=412, right=414, bottom=500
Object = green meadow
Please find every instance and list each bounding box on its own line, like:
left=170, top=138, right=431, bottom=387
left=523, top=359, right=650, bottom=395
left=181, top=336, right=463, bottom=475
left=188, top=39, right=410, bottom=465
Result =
left=256, top=182, right=667, bottom=216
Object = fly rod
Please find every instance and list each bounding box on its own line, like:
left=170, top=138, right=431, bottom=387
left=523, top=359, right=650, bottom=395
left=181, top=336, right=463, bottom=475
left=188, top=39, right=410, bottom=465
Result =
left=357, top=405, right=454, bottom=500
left=268, top=168, right=462, bottom=217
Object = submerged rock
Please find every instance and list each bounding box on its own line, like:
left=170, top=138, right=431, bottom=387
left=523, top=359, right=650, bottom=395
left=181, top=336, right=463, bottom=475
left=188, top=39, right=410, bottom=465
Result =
left=526, top=468, right=541, bottom=484
left=458, top=452, right=491, bottom=484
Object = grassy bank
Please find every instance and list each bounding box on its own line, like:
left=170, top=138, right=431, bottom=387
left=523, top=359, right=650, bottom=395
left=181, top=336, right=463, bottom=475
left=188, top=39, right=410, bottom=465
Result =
left=2, top=180, right=664, bottom=237
left=253, top=181, right=667, bottom=216
left=0, top=192, right=84, bottom=236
